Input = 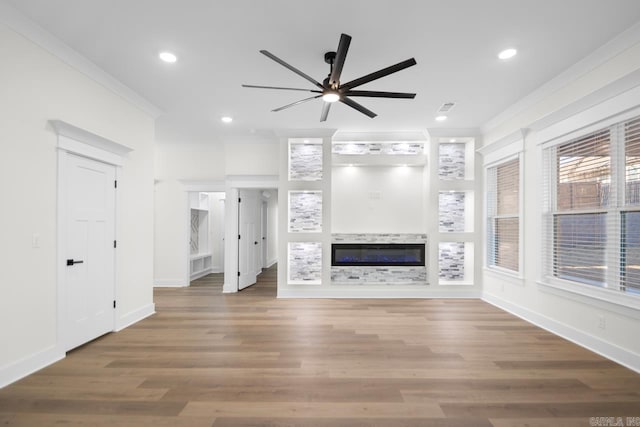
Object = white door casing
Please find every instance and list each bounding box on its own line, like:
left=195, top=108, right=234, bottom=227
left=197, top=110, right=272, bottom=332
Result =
left=61, top=153, right=116, bottom=350
left=52, top=120, right=132, bottom=352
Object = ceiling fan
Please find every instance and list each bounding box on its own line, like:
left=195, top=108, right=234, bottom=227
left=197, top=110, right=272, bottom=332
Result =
left=242, top=33, right=417, bottom=122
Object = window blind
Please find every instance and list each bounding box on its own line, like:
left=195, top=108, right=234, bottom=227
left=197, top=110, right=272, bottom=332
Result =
left=623, top=117, right=640, bottom=293
left=543, top=114, right=640, bottom=295
left=487, top=158, right=519, bottom=272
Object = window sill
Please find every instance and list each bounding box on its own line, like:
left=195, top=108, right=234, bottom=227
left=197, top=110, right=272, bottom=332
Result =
left=483, top=267, right=524, bottom=286
left=537, top=278, right=640, bottom=318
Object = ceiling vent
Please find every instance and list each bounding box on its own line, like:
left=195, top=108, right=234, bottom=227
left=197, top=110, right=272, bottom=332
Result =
left=437, top=102, right=456, bottom=114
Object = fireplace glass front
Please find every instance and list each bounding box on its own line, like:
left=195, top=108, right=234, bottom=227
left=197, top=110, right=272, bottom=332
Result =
left=331, top=243, right=425, bottom=267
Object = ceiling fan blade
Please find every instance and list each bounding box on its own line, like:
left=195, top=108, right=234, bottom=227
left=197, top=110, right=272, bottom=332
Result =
left=320, top=102, right=332, bottom=122
left=272, top=95, right=322, bottom=112
left=345, top=90, right=416, bottom=99
left=260, top=50, right=324, bottom=89
left=341, top=58, right=417, bottom=90
left=340, top=97, right=377, bottom=119
left=329, top=33, right=352, bottom=87
left=242, top=84, right=321, bottom=93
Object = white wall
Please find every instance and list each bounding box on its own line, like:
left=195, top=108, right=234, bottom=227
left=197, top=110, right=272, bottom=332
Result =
left=208, top=192, right=226, bottom=272
left=331, top=165, right=424, bottom=233
left=0, top=23, right=156, bottom=385
left=154, top=141, right=279, bottom=286
left=266, top=191, right=278, bottom=267
left=481, top=32, right=640, bottom=372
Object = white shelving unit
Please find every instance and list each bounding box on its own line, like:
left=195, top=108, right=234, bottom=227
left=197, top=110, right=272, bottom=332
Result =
left=190, top=252, right=212, bottom=280
left=190, top=192, right=213, bottom=281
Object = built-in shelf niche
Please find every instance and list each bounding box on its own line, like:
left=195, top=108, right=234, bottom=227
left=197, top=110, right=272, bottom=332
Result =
left=288, top=191, right=322, bottom=233
left=439, top=191, right=475, bottom=232
left=438, top=241, right=474, bottom=285
left=438, top=139, right=474, bottom=180
left=332, top=141, right=426, bottom=167
left=288, top=242, right=322, bottom=284
left=289, top=138, right=323, bottom=181
left=189, top=192, right=213, bottom=280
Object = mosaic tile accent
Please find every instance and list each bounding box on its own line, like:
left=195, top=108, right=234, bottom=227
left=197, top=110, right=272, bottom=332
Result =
left=289, top=143, right=323, bottom=181
left=439, top=242, right=465, bottom=280
left=331, top=267, right=427, bottom=284
left=190, top=210, right=199, bottom=254
left=332, top=233, right=428, bottom=243
left=288, top=242, right=322, bottom=283
left=289, top=191, right=322, bottom=233
left=439, top=143, right=466, bottom=180
left=332, top=142, right=424, bottom=155
left=439, top=192, right=466, bottom=232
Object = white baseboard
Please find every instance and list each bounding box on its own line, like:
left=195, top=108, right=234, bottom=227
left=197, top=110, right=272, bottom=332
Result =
left=116, top=303, right=155, bottom=332
left=223, top=281, right=238, bottom=293
left=482, top=292, right=640, bottom=374
left=154, top=279, right=187, bottom=287
left=190, top=268, right=213, bottom=281
left=265, top=258, right=277, bottom=269
left=278, top=288, right=482, bottom=299
left=0, top=345, right=64, bottom=388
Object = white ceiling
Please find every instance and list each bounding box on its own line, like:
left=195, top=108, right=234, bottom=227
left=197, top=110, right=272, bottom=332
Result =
left=8, top=0, right=640, bottom=144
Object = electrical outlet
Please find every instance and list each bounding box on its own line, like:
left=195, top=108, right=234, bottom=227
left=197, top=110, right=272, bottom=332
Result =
left=597, top=315, right=606, bottom=330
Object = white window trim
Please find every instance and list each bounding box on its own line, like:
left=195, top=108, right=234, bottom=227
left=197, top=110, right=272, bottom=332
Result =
left=484, top=150, right=524, bottom=279
left=539, top=107, right=640, bottom=302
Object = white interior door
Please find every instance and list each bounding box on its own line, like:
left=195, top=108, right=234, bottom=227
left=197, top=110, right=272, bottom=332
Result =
left=261, top=201, right=268, bottom=269
left=238, top=190, right=258, bottom=290
left=63, top=153, right=116, bottom=351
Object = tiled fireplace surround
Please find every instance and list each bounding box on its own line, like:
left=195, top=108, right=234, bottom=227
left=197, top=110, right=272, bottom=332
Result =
left=331, top=234, right=428, bottom=285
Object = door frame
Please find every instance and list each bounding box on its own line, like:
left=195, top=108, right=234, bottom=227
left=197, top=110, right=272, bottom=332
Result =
left=223, top=175, right=278, bottom=293
left=180, top=181, right=226, bottom=287
left=52, top=120, right=132, bottom=353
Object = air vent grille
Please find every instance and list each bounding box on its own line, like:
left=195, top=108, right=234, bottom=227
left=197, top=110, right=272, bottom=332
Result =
left=438, top=102, right=456, bottom=113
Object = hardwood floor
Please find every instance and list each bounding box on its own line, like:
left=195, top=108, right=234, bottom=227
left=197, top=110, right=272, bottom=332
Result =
left=1, top=264, right=639, bottom=426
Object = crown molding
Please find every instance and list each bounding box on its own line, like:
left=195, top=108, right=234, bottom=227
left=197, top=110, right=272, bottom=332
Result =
left=0, top=1, right=163, bottom=119
left=481, top=21, right=640, bottom=136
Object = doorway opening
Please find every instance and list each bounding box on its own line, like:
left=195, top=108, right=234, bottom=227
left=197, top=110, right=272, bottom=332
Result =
left=188, top=191, right=225, bottom=284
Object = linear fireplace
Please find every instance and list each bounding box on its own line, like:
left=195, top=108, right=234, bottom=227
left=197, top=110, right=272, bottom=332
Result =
left=331, top=243, right=425, bottom=267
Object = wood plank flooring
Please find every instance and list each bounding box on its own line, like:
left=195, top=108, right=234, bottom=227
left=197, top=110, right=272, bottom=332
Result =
left=1, top=264, right=639, bottom=426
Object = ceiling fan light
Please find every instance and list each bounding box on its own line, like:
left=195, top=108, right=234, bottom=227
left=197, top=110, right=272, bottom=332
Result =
left=322, top=92, right=340, bottom=103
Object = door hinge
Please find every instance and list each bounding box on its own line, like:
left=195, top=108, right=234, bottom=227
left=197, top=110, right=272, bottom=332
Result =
left=238, top=234, right=241, bottom=240
left=113, top=300, right=116, bottom=309
left=237, top=271, right=241, bottom=277
left=238, top=197, right=241, bottom=203
left=113, top=240, right=117, bottom=248
left=114, top=180, right=117, bottom=188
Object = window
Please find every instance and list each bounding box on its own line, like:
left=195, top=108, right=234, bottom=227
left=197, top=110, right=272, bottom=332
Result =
left=543, top=115, right=640, bottom=295
left=487, top=157, right=520, bottom=273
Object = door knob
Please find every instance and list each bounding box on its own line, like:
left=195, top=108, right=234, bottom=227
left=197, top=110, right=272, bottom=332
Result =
left=66, top=259, right=84, bottom=266
left=254, top=241, right=258, bottom=245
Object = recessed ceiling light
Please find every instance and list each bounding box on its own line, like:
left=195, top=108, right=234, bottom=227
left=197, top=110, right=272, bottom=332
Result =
left=221, top=116, right=233, bottom=123
left=435, top=115, right=447, bottom=122
left=498, top=48, right=517, bottom=60
left=159, top=51, right=177, bottom=63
